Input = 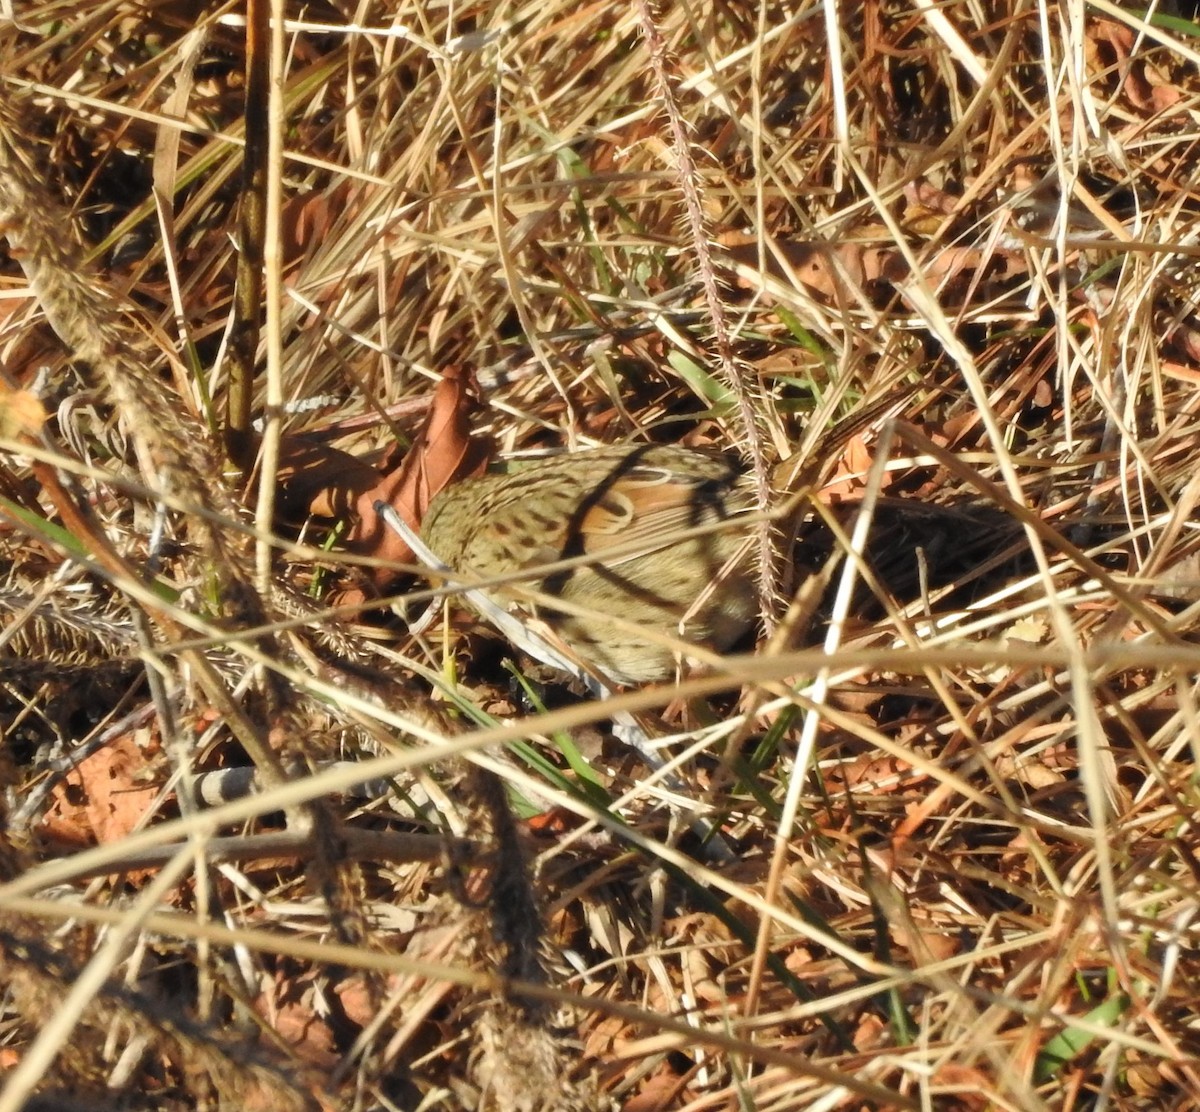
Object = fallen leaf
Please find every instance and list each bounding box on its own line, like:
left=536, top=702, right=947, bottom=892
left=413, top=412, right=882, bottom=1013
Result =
left=255, top=971, right=339, bottom=1071
left=1089, top=18, right=1182, bottom=115
left=624, top=1067, right=690, bottom=1112
left=0, top=384, right=46, bottom=439
left=341, top=365, right=492, bottom=592
left=274, top=435, right=381, bottom=522
left=42, top=731, right=161, bottom=848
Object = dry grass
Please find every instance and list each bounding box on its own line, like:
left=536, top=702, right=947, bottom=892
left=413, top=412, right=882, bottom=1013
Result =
left=3, top=0, right=1200, bottom=1108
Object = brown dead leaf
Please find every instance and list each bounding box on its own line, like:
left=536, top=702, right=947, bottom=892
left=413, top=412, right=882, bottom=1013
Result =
left=524, top=806, right=581, bottom=835
left=255, top=971, right=339, bottom=1071
left=42, top=731, right=160, bottom=848
left=828, top=684, right=884, bottom=716
left=341, top=366, right=492, bottom=591
left=333, top=972, right=377, bottom=1027
left=853, top=1012, right=888, bottom=1051
left=624, top=1067, right=691, bottom=1112
left=0, top=384, right=46, bottom=439
left=819, top=431, right=887, bottom=503
left=782, top=944, right=815, bottom=974
left=280, top=182, right=355, bottom=270
left=822, top=752, right=911, bottom=793
left=722, top=227, right=1025, bottom=319
left=275, top=435, right=382, bottom=522
left=1163, top=315, right=1200, bottom=368
left=720, top=234, right=901, bottom=302
left=582, top=1013, right=628, bottom=1060
left=1089, top=19, right=1182, bottom=115
left=273, top=367, right=492, bottom=605
left=930, top=1062, right=996, bottom=1108
left=903, top=178, right=963, bottom=219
